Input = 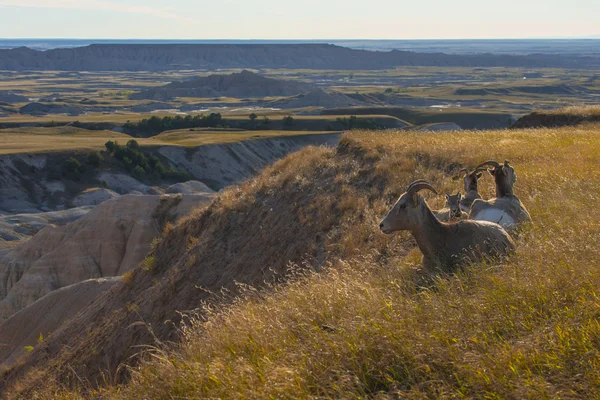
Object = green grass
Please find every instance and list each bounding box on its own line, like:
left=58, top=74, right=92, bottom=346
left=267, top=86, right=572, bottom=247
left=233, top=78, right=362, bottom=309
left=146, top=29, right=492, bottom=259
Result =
left=20, top=123, right=600, bottom=399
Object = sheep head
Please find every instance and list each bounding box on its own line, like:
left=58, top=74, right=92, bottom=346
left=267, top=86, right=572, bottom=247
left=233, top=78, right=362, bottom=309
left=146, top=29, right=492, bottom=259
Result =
left=460, top=168, right=485, bottom=193
left=477, top=160, right=517, bottom=197
left=380, top=180, right=438, bottom=234
left=446, top=192, right=463, bottom=218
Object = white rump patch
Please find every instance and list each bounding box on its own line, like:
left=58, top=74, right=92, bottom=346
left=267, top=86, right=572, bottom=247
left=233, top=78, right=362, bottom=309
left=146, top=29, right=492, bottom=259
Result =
left=473, top=209, right=515, bottom=229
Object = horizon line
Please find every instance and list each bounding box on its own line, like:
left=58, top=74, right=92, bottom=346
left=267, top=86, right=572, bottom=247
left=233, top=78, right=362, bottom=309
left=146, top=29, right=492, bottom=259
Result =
left=1, top=37, right=600, bottom=41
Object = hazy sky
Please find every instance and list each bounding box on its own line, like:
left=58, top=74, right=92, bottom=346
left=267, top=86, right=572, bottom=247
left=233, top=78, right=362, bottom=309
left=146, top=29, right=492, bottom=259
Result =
left=0, top=0, right=598, bottom=39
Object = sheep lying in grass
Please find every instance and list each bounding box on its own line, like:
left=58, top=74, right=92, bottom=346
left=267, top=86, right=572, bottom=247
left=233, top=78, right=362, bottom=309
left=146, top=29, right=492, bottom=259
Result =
left=433, top=193, right=468, bottom=222
left=380, top=180, right=515, bottom=273
left=469, top=160, right=532, bottom=232
left=459, top=168, right=485, bottom=213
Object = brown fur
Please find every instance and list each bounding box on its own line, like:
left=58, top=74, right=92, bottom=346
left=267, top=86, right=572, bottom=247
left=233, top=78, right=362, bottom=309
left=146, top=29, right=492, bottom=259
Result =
left=433, top=193, right=468, bottom=222
left=380, top=182, right=515, bottom=273
left=459, top=169, right=484, bottom=213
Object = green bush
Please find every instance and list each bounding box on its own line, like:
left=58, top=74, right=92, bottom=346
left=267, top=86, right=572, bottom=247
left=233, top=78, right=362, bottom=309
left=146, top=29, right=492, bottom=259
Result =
left=123, top=113, right=226, bottom=137
left=63, top=157, right=85, bottom=180
left=103, top=140, right=191, bottom=183
left=283, top=115, right=294, bottom=127
left=87, top=151, right=104, bottom=167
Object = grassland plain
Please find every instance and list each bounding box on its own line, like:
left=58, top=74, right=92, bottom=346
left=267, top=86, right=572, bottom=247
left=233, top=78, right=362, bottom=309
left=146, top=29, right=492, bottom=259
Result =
left=0, top=126, right=342, bottom=155
left=9, top=123, right=600, bottom=399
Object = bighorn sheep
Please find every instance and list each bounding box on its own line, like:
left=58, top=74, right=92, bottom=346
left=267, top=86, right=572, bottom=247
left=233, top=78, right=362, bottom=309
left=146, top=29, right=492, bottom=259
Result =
left=433, top=192, right=468, bottom=222
left=469, top=160, right=532, bottom=231
left=459, top=168, right=485, bottom=213
left=380, top=180, right=515, bottom=273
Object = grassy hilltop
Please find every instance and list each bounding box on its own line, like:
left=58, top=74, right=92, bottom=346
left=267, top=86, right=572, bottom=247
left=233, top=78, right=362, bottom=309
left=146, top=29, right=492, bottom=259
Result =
left=9, top=122, right=600, bottom=398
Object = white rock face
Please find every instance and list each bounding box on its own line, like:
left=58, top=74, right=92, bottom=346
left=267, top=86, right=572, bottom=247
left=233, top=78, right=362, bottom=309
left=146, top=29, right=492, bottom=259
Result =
left=0, top=193, right=215, bottom=321
left=0, top=207, right=92, bottom=242
left=166, top=180, right=214, bottom=194
left=0, top=277, right=120, bottom=367
left=159, top=133, right=341, bottom=189
left=97, top=173, right=156, bottom=195
left=72, top=188, right=120, bottom=207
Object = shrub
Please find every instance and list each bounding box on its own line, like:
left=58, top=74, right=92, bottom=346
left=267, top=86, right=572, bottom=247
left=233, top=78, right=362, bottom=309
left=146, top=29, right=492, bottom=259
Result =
left=133, top=165, right=146, bottom=179
left=126, top=139, right=139, bottom=150
left=283, top=115, right=294, bottom=127
left=87, top=151, right=103, bottom=167
left=123, top=113, right=226, bottom=137
left=105, top=140, right=117, bottom=153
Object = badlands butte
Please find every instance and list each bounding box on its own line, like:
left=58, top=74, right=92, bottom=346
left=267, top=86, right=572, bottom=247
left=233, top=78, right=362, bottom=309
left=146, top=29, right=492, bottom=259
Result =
left=0, top=39, right=600, bottom=398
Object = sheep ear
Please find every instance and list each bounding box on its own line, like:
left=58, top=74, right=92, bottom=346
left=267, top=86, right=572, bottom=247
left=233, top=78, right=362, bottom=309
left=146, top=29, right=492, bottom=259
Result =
left=457, top=192, right=462, bottom=200
left=476, top=172, right=483, bottom=179
left=445, top=194, right=450, bottom=200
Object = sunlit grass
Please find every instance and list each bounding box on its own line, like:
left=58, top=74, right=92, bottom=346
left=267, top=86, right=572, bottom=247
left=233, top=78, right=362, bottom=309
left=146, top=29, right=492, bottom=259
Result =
left=22, top=125, right=600, bottom=398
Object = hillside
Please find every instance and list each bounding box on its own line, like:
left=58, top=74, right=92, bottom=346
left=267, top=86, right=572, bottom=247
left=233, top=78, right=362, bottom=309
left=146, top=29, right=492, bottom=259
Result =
left=1, top=44, right=600, bottom=71
left=0, top=194, right=214, bottom=321
left=3, top=124, right=600, bottom=398
left=270, top=89, right=365, bottom=109
left=322, top=106, right=514, bottom=129
left=511, top=105, right=600, bottom=128
left=131, top=70, right=312, bottom=100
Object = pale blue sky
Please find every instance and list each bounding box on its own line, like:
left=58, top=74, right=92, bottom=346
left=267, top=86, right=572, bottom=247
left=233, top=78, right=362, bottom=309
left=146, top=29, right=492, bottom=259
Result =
left=0, top=0, right=597, bottom=39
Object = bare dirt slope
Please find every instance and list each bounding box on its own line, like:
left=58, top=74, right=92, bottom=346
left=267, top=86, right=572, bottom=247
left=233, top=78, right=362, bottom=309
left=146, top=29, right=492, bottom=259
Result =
left=0, top=278, right=120, bottom=368
left=0, top=193, right=214, bottom=321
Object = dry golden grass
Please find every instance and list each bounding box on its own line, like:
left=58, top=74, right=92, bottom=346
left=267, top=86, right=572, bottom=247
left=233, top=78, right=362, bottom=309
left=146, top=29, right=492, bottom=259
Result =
left=542, top=105, right=600, bottom=118
left=153, top=129, right=337, bottom=146
left=0, top=126, right=337, bottom=154
left=0, top=127, right=133, bottom=154
left=21, top=125, right=600, bottom=398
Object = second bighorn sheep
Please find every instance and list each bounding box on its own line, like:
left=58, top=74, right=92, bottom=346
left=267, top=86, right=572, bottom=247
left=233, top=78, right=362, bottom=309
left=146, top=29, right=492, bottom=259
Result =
left=380, top=180, right=515, bottom=273
left=433, top=193, right=468, bottom=222
left=469, top=160, right=532, bottom=231
left=459, top=168, right=485, bottom=213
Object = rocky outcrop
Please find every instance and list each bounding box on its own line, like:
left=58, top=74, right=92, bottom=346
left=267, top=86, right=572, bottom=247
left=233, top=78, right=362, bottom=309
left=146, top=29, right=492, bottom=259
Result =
left=0, top=193, right=215, bottom=321
left=270, top=89, right=364, bottom=109
left=159, top=133, right=341, bottom=189
left=0, top=207, right=92, bottom=242
left=0, top=278, right=120, bottom=368
left=1, top=44, right=599, bottom=72
left=166, top=180, right=215, bottom=194
left=19, top=102, right=82, bottom=116
left=0, top=153, right=56, bottom=214
left=72, top=188, right=120, bottom=207
left=132, top=70, right=312, bottom=101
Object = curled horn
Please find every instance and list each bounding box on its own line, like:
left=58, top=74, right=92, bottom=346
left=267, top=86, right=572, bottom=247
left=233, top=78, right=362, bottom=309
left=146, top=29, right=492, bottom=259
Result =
left=406, top=179, right=430, bottom=191
left=476, top=160, right=501, bottom=169
left=407, top=180, right=438, bottom=195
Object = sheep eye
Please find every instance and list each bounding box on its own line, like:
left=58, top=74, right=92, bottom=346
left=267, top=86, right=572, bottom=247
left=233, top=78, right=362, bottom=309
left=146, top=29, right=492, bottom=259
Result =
left=399, top=204, right=407, bottom=210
